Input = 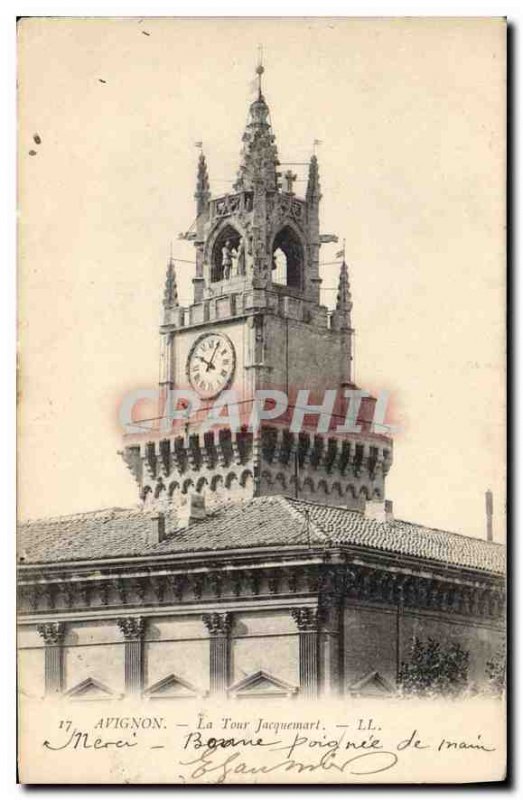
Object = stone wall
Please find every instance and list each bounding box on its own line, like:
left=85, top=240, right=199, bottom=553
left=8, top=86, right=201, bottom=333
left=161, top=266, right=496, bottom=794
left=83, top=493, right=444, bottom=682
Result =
left=343, top=603, right=504, bottom=693
left=17, top=599, right=503, bottom=701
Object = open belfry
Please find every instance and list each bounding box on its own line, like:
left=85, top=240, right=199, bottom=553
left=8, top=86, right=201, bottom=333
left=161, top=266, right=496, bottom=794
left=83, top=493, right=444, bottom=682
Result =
left=18, top=66, right=505, bottom=702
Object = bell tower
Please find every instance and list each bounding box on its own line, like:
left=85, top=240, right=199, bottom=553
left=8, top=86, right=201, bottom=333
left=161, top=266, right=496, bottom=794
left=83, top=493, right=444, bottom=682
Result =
left=122, top=65, right=393, bottom=515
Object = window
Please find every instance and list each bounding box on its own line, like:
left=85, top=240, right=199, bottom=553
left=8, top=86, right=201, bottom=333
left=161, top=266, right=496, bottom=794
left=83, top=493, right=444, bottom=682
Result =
left=211, top=224, right=242, bottom=282
left=271, top=226, right=303, bottom=289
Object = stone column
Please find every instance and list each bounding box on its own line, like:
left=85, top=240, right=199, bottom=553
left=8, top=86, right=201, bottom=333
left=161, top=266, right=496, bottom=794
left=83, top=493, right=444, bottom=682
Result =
left=202, top=612, right=232, bottom=694
left=291, top=608, right=321, bottom=698
left=117, top=617, right=145, bottom=695
left=320, top=603, right=343, bottom=695
left=37, top=621, right=65, bottom=696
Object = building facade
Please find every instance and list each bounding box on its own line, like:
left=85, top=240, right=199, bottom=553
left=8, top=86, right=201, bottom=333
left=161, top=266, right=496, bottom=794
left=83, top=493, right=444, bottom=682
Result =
left=17, top=68, right=505, bottom=702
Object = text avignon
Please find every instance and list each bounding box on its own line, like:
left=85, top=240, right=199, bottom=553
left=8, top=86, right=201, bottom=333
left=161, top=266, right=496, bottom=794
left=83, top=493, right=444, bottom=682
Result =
left=93, top=717, right=165, bottom=730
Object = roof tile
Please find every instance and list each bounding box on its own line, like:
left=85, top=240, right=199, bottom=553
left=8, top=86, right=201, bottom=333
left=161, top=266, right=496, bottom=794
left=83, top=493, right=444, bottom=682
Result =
left=17, top=496, right=505, bottom=574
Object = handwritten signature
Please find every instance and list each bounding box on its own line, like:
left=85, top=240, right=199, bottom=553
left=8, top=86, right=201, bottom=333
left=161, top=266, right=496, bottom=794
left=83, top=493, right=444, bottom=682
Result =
left=179, top=747, right=399, bottom=783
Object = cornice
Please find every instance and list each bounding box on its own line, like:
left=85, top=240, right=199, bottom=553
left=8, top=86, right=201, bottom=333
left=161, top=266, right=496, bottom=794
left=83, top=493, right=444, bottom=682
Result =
left=18, top=560, right=505, bottom=622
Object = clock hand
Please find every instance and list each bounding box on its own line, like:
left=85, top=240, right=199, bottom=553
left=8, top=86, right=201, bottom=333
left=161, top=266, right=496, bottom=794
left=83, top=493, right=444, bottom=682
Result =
left=206, top=344, right=220, bottom=372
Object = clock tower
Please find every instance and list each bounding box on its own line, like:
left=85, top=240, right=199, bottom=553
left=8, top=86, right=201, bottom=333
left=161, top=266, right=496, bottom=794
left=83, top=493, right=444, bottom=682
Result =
left=122, top=66, right=393, bottom=515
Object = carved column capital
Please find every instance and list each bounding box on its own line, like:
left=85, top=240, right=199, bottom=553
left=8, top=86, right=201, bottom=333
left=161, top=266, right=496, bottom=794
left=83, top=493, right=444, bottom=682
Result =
left=291, top=607, right=321, bottom=632
left=291, top=608, right=320, bottom=698
left=117, top=617, right=145, bottom=695
left=117, top=616, right=145, bottom=641
left=202, top=611, right=232, bottom=636
left=202, top=612, right=232, bottom=694
left=37, top=622, right=65, bottom=695
left=37, top=621, right=65, bottom=645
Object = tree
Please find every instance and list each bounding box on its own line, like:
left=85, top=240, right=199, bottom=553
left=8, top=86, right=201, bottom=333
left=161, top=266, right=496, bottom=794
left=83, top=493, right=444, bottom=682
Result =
left=399, top=637, right=470, bottom=697
left=485, top=645, right=506, bottom=695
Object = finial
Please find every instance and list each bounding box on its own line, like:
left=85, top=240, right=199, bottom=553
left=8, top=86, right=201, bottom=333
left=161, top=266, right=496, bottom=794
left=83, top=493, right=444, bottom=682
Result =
left=195, top=146, right=210, bottom=212
left=333, top=247, right=352, bottom=328
left=256, top=45, right=264, bottom=97
left=313, top=139, right=322, bottom=156
left=235, top=51, right=279, bottom=192
left=306, top=151, right=321, bottom=203
left=163, top=253, right=179, bottom=309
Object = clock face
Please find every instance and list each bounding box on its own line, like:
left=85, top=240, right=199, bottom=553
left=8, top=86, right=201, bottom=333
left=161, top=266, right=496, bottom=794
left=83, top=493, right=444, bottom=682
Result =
left=187, top=332, right=236, bottom=399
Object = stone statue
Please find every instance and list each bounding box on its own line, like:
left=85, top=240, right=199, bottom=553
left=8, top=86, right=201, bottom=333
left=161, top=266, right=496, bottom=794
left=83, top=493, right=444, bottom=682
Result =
left=221, top=239, right=237, bottom=279
left=236, top=238, right=246, bottom=276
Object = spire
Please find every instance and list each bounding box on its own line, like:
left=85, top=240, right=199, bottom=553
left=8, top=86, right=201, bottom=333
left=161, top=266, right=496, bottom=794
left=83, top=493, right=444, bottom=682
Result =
left=194, top=149, right=210, bottom=214
left=255, top=59, right=264, bottom=100
left=334, top=258, right=352, bottom=329
left=163, top=255, right=179, bottom=309
left=306, top=154, right=321, bottom=203
left=234, top=65, right=279, bottom=192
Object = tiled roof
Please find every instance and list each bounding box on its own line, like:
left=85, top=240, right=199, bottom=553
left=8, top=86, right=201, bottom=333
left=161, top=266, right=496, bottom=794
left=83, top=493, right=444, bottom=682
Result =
left=17, top=496, right=505, bottom=575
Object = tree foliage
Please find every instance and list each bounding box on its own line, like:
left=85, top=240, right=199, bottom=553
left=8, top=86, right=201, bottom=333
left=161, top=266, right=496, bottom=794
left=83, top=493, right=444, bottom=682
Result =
left=485, top=645, right=506, bottom=695
left=399, top=637, right=470, bottom=697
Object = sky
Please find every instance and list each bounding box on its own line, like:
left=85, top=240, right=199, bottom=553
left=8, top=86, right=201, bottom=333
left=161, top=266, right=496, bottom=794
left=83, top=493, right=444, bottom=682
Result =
left=17, top=17, right=506, bottom=540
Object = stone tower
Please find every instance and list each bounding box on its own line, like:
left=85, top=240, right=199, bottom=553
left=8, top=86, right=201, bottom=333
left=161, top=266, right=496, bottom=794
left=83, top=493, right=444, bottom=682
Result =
left=122, top=66, right=393, bottom=514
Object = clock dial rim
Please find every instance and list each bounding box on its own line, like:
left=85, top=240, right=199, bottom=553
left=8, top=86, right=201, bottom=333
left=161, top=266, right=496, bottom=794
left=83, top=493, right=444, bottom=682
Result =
left=186, top=331, right=236, bottom=399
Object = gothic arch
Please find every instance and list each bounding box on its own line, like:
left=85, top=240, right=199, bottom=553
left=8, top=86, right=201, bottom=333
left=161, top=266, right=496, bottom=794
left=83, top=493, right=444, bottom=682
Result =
left=270, top=222, right=305, bottom=290
left=168, top=481, right=180, bottom=498
left=208, top=221, right=245, bottom=282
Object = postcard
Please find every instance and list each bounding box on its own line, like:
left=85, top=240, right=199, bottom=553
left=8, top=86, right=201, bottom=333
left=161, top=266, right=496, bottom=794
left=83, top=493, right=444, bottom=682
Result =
left=17, top=17, right=506, bottom=784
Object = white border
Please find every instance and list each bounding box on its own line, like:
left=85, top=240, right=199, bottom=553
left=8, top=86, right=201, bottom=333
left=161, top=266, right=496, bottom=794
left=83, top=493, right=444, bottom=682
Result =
left=2, top=2, right=518, bottom=797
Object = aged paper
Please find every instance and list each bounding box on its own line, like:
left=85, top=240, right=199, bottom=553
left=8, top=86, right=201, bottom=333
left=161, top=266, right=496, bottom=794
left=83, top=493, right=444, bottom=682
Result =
left=17, top=17, right=506, bottom=784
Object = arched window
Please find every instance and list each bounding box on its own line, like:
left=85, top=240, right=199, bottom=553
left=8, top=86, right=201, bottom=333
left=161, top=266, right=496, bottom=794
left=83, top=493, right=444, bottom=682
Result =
left=271, top=226, right=304, bottom=289
left=211, top=224, right=242, bottom=282
left=272, top=248, right=287, bottom=284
